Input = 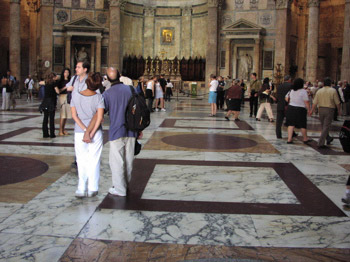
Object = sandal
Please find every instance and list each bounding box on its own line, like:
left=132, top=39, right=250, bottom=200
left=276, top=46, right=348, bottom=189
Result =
left=63, top=131, right=69, bottom=135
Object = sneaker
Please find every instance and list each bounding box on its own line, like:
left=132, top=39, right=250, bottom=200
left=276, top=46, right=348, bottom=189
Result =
left=87, top=191, right=98, bottom=197
left=155, top=108, right=159, bottom=112
left=75, top=190, right=86, bottom=198
left=161, top=108, right=166, bottom=112
left=341, top=193, right=350, bottom=205
left=326, top=137, right=334, bottom=145
left=108, top=187, right=126, bottom=197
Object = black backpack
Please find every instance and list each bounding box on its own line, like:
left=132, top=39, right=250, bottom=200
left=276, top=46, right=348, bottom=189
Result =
left=125, top=85, right=150, bottom=132
left=339, top=120, right=350, bottom=153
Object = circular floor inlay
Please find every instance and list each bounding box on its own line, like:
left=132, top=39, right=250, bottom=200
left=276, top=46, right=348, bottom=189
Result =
left=0, top=156, right=49, bottom=186
left=161, top=134, right=257, bottom=150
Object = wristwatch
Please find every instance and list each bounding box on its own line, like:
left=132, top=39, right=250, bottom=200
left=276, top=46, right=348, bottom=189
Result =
left=83, top=128, right=87, bottom=132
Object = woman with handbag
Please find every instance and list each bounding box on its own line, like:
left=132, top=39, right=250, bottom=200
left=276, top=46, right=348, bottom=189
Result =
left=256, top=78, right=276, bottom=122
left=70, top=72, right=105, bottom=198
left=57, top=68, right=72, bottom=136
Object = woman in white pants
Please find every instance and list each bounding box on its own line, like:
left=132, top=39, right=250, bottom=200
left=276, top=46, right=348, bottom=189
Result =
left=70, top=72, right=105, bottom=198
left=256, top=77, right=276, bottom=122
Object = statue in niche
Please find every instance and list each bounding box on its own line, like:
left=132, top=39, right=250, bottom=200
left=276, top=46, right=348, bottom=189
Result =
left=75, top=47, right=89, bottom=62
left=239, top=54, right=252, bottom=80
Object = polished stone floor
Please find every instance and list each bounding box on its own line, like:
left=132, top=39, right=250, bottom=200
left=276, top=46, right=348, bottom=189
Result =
left=0, top=96, right=350, bottom=261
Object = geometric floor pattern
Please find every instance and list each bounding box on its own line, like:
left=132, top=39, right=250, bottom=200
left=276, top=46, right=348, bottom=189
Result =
left=0, top=96, right=349, bottom=261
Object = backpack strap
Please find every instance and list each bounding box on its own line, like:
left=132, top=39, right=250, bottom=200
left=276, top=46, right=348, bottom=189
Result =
left=71, top=75, right=78, bottom=86
left=129, top=85, right=136, bottom=95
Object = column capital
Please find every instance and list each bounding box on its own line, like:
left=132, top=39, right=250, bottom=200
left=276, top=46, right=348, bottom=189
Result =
left=181, top=6, right=192, bottom=16
left=275, top=0, right=293, bottom=9
left=96, top=35, right=102, bottom=41
left=109, top=0, right=125, bottom=7
left=144, top=6, right=156, bottom=16
left=208, top=0, right=220, bottom=8
left=307, top=0, right=320, bottom=8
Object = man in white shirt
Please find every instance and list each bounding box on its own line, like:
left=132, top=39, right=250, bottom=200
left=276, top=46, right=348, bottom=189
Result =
left=24, top=75, right=34, bottom=101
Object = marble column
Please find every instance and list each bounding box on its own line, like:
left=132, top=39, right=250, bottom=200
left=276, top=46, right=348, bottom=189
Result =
left=181, top=6, right=192, bottom=58
left=206, top=0, right=219, bottom=82
left=9, top=0, right=21, bottom=81
left=65, top=35, right=71, bottom=70
left=341, top=0, right=350, bottom=81
left=143, top=6, right=155, bottom=58
left=305, top=0, right=320, bottom=82
left=108, top=0, right=123, bottom=70
left=96, top=36, right=102, bottom=73
left=28, top=10, right=37, bottom=75
left=274, top=0, right=292, bottom=76
left=254, top=39, right=261, bottom=76
left=39, top=1, right=54, bottom=78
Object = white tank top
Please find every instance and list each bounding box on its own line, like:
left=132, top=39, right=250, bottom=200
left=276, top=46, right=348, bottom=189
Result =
left=146, top=81, right=153, bottom=90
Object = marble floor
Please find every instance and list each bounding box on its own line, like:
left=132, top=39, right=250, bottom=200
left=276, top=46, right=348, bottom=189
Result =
left=0, top=96, right=350, bottom=262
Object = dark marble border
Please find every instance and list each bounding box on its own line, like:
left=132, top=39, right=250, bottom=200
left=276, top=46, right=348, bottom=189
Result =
left=296, top=137, right=349, bottom=155
left=159, top=118, right=254, bottom=130
left=0, top=127, right=109, bottom=147
left=99, top=159, right=346, bottom=217
left=0, top=114, right=40, bottom=123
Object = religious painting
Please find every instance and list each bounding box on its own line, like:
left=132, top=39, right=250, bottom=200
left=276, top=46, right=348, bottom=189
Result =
left=161, top=27, right=175, bottom=45
left=263, top=50, right=274, bottom=70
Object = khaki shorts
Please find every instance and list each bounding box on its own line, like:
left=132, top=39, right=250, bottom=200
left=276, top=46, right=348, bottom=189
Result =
left=59, top=94, right=72, bottom=119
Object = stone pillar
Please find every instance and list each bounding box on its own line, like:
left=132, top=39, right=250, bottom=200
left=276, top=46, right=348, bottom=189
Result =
left=28, top=10, right=37, bottom=75
left=9, top=0, right=21, bottom=81
left=274, top=0, right=292, bottom=76
left=341, top=0, right=350, bottom=81
left=143, top=6, right=155, bottom=58
left=96, top=36, right=102, bottom=73
left=181, top=6, right=192, bottom=58
left=206, top=0, right=219, bottom=82
left=108, top=0, right=123, bottom=70
left=65, top=35, right=71, bottom=70
left=254, top=39, right=261, bottom=76
left=39, top=1, right=54, bottom=78
left=223, top=39, right=231, bottom=77
left=305, top=0, right=320, bottom=82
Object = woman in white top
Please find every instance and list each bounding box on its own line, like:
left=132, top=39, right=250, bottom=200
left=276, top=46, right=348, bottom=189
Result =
left=285, top=78, right=311, bottom=144
left=208, top=74, right=219, bottom=116
left=165, top=79, right=173, bottom=102
left=155, top=79, right=166, bottom=111
left=146, top=76, right=156, bottom=112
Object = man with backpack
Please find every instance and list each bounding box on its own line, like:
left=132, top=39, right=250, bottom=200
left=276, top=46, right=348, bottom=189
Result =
left=102, top=67, right=145, bottom=197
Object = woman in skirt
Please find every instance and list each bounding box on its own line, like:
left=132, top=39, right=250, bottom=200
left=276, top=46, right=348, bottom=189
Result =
left=225, top=79, right=242, bottom=121
left=285, top=78, right=312, bottom=144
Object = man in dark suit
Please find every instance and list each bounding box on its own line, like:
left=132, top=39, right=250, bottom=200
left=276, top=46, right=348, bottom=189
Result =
left=276, top=75, right=292, bottom=139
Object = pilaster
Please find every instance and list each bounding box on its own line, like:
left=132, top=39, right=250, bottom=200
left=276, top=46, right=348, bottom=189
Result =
left=9, top=0, right=21, bottom=81
left=341, top=0, right=350, bottom=81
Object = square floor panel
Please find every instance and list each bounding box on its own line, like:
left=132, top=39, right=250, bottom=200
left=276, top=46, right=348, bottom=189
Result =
left=143, top=131, right=278, bottom=153
left=99, top=159, right=346, bottom=217
left=141, top=165, right=299, bottom=204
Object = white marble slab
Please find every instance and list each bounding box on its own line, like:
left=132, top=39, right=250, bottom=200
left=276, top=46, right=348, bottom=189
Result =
left=0, top=203, right=23, bottom=223
left=174, top=120, right=239, bottom=129
left=79, top=209, right=260, bottom=246
left=0, top=233, right=72, bottom=262
left=252, top=215, right=350, bottom=248
left=142, top=165, right=299, bottom=204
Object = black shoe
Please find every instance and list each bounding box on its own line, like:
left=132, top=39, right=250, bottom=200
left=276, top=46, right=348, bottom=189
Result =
left=318, top=145, right=328, bottom=149
left=249, top=114, right=253, bottom=117
left=256, top=118, right=260, bottom=121
left=276, top=136, right=282, bottom=139
left=303, top=139, right=312, bottom=144
left=326, top=137, right=334, bottom=145
left=50, top=135, right=56, bottom=138
left=43, top=135, right=49, bottom=138
left=225, top=116, right=229, bottom=121
left=234, top=118, right=240, bottom=121
left=292, top=132, right=298, bottom=138
left=287, top=141, right=294, bottom=144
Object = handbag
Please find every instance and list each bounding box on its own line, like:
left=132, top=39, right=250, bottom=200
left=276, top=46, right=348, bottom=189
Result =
left=134, top=139, right=141, bottom=155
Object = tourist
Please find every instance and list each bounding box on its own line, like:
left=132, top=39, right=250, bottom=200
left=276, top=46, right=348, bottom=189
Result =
left=1, top=76, right=10, bottom=111
left=285, top=78, right=311, bottom=144
left=216, top=76, right=225, bottom=110
left=256, top=77, right=276, bottom=122
left=341, top=176, right=350, bottom=205
left=70, top=72, right=104, bottom=198
left=24, top=74, right=34, bottom=102
left=39, top=72, right=59, bottom=138
left=155, top=77, right=166, bottom=111
left=225, top=79, right=242, bottom=121
left=343, top=80, right=350, bottom=116
left=136, top=76, right=145, bottom=97
left=208, top=74, right=218, bottom=117
left=165, top=78, right=173, bottom=102
left=276, top=75, right=293, bottom=139
left=146, top=76, right=156, bottom=112
left=57, top=68, right=72, bottom=136
left=10, top=78, right=17, bottom=109
left=240, top=79, right=246, bottom=105
left=103, top=67, right=139, bottom=197
left=66, top=60, right=91, bottom=96
left=310, top=77, right=341, bottom=148
left=248, top=72, right=260, bottom=118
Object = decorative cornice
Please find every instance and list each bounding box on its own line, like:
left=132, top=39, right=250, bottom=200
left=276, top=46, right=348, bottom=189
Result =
left=307, top=0, right=320, bottom=8
left=275, top=0, right=293, bottom=9
left=208, top=0, right=219, bottom=8
left=10, top=0, right=21, bottom=3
